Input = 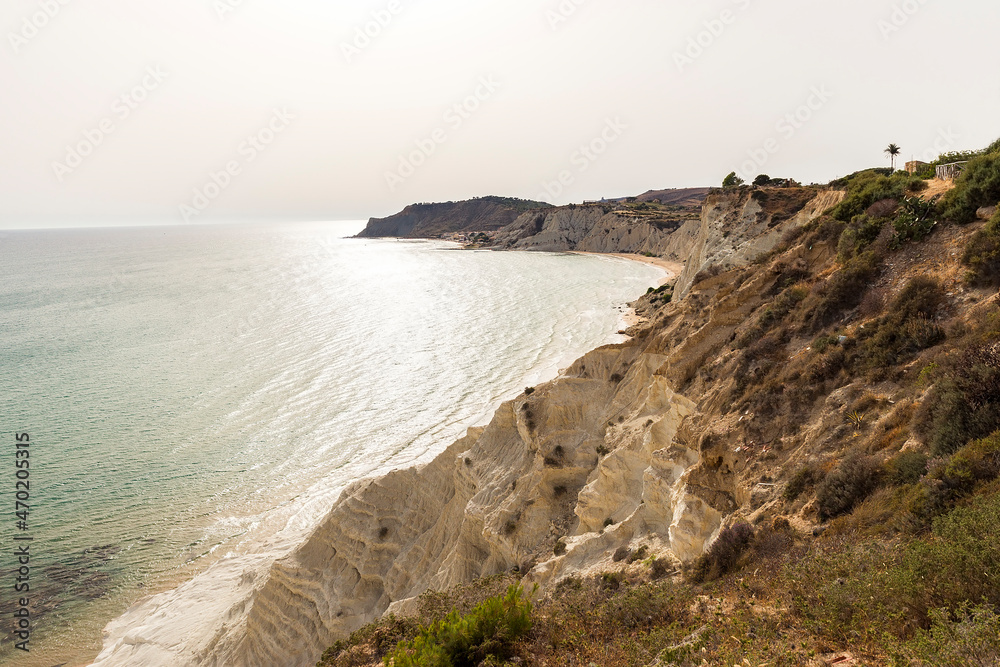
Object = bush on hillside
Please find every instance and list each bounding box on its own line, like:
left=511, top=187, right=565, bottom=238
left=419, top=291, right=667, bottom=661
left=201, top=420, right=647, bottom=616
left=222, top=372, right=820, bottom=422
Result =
left=963, top=209, right=1000, bottom=286
left=893, top=196, right=937, bottom=245
left=688, top=523, right=755, bottom=583
left=895, top=603, right=1000, bottom=667
left=384, top=586, right=532, bottom=667
left=916, top=342, right=1000, bottom=455
left=901, top=493, right=1000, bottom=617
left=816, top=454, right=882, bottom=520
left=784, top=464, right=821, bottom=501
left=887, top=450, right=928, bottom=486
left=829, top=171, right=918, bottom=223
left=837, top=214, right=886, bottom=261
left=902, top=432, right=1000, bottom=526
left=846, top=277, right=946, bottom=378
left=806, top=250, right=882, bottom=330
left=939, top=151, right=1000, bottom=223
left=788, top=493, right=1000, bottom=644
left=320, top=616, right=424, bottom=667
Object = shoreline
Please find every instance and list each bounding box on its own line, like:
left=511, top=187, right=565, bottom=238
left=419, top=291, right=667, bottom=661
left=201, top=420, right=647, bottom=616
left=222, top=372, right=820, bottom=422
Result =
left=567, top=251, right=683, bottom=330
left=567, top=251, right=683, bottom=286
left=88, top=247, right=664, bottom=667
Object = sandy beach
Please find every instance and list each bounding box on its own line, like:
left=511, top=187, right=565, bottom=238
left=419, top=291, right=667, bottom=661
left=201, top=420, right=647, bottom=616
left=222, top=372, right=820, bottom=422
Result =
left=569, top=251, right=683, bottom=286
left=568, top=252, right=684, bottom=331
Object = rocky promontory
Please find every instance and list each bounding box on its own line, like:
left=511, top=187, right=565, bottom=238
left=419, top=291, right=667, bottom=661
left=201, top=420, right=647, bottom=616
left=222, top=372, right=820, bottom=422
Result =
left=355, top=196, right=551, bottom=239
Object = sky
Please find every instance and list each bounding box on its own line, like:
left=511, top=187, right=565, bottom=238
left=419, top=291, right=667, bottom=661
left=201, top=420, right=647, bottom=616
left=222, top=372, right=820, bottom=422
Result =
left=2, top=0, right=999, bottom=228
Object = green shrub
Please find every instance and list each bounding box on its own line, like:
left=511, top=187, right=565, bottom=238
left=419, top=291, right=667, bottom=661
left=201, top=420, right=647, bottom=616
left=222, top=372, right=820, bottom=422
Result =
left=601, top=571, right=625, bottom=590
left=837, top=214, right=885, bottom=261
left=816, top=454, right=882, bottom=520
left=722, top=172, right=744, bottom=188
left=553, top=539, right=567, bottom=557
left=903, top=432, right=1000, bottom=527
left=963, top=210, right=1000, bottom=286
left=807, top=250, right=881, bottom=330
left=894, top=603, right=1000, bottom=667
left=787, top=493, right=1000, bottom=644
left=627, top=544, right=649, bottom=564
left=887, top=450, right=928, bottom=486
left=829, top=170, right=912, bottom=223
left=939, top=151, right=1000, bottom=223
left=916, top=342, right=1000, bottom=455
left=892, top=196, right=937, bottom=245
left=384, top=586, right=532, bottom=667
left=689, top=523, right=755, bottom=583
left=846, top=276, right=946, bottom=378
left=784, top=464, right=821, bottom=501
left=899, top=493, right=1000, bottom=620
left=321, top=615, right=423, bottom=667
left=937, top=431, right=1000, bottom=497
left=811, top=334, right=839, bottom=354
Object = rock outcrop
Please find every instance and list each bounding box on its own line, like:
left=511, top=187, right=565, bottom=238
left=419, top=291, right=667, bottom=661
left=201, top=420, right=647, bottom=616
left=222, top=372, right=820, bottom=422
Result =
left=493, top=206, right=703, bottom=263
left=355, top=197, right=551, bottom=238
left=95, top=185, right=853, bottom=667
left=673, top=187, right=845, bottom=299
left=491, top=187, right=842, bottom=285
left=208, top=342, right=715, bottom=666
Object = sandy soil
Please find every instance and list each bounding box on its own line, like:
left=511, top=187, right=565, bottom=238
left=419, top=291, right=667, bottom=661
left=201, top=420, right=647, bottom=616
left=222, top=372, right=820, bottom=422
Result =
left=569, top=251, right=684, bottom=286
left=921, top=177, right=957, bottom=200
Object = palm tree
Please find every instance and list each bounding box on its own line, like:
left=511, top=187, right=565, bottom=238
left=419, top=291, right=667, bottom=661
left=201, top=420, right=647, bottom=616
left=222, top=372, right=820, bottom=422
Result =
left=885, top=143, right=901, bottom=172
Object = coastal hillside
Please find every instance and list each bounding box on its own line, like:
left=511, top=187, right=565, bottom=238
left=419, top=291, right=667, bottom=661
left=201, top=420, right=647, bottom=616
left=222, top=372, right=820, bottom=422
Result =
left=355, top=196, right=551, bottom=238
left=95, top=144, right=999, bottom=666
left=632, top=187, right=711, bottom=205
left=491, top=190, right=709, bottom=261
left=355, top=188, right=710, bottom=251
left=311, top=142, right=1000, bottom=666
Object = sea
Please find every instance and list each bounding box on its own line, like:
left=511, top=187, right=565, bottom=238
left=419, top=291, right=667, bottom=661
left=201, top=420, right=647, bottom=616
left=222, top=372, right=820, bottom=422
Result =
left=0, top=220, right=664, bottom=666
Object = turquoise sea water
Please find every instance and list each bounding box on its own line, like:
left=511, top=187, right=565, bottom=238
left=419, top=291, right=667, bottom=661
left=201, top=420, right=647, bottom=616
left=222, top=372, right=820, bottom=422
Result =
left=0, top=221, right=662, bottom=666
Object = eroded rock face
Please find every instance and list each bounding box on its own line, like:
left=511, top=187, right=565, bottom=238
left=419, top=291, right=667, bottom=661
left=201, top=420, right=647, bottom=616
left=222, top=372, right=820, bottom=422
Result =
left=193, top=343, right=716, bottom=666
left=674, top=188, right=845, bottom=299
left=493, top=207, right=702, bottom=262
left=97, top=186, right=855, bottom=667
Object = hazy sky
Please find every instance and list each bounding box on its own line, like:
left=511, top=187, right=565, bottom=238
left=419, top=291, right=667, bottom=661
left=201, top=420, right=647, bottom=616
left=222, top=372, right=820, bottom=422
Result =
left=2, top=0, right=999, bottom=228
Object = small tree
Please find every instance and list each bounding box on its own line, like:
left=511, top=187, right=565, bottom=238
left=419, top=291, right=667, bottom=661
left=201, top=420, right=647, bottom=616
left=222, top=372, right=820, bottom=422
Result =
left=723, top=172, right=744, bottom=188
left=886, top=143, right=902, bottom=171
left=753, top=174, right=771, bottom=187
